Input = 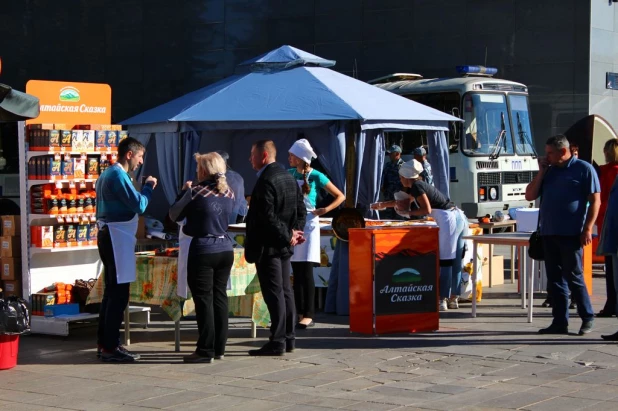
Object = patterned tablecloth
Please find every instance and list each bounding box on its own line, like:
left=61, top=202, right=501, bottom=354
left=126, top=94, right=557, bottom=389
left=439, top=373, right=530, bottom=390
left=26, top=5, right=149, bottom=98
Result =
left=87, top=248, right=270, bottom=327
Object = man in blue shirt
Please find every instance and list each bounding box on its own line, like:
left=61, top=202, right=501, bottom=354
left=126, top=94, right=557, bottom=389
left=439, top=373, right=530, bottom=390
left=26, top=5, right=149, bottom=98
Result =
left=526, top=135, right=600, bottom=336
left=96, top=137, right=157, bottom=362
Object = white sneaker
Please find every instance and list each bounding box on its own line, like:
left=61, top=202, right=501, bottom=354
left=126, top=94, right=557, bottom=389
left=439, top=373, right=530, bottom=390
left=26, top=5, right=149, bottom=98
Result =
left=439, top=299, right=448, bottom=311
left=448, top=297, right=459, bottom=309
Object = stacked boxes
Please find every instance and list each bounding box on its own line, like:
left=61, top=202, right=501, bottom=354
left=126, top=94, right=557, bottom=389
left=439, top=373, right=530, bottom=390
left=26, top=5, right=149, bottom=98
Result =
left=1, top=216, right=22, bottom=298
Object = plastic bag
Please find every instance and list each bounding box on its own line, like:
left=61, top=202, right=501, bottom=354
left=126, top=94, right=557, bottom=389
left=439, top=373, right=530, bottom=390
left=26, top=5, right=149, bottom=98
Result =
left=459, top=261, right=483, bottom=303
left=0, top=297, right=30, bottom=335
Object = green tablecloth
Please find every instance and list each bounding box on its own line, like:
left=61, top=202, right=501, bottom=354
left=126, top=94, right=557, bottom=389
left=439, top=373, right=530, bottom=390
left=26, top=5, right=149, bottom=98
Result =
left=87, top=248, right=270, bottom=327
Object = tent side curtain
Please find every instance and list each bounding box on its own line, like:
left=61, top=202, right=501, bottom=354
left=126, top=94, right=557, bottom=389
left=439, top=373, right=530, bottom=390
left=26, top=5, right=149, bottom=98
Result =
left=427, top=130, right=450, bottom=198
left=354, top=129, right=385, bottom=218
left=155, top=132, right=181, bottom=205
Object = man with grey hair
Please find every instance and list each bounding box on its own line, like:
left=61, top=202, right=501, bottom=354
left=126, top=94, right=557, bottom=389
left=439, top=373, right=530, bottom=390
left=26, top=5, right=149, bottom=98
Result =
left=216, top=150, right=247, bottom=223
left=525, top=135, right=600, bottom=336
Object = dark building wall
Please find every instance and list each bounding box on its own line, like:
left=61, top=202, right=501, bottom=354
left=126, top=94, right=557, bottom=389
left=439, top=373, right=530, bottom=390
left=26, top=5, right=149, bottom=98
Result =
left=1, top=0, right=590, bottom=145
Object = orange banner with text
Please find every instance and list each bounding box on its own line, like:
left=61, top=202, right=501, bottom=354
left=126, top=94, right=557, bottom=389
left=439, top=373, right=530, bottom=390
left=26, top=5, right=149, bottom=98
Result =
left=25, top=80, right=111, bottom=126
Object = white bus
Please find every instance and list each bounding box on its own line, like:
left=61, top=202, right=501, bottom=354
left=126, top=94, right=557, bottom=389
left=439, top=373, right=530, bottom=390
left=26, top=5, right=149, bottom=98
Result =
left=370, top=66, right=538, bottom=218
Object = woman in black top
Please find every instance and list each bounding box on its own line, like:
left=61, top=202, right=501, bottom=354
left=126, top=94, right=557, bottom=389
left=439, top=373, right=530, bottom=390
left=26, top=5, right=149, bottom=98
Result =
left=372, top=159, right=469, bottom=312
left=169, top=152, right=235, bottom=363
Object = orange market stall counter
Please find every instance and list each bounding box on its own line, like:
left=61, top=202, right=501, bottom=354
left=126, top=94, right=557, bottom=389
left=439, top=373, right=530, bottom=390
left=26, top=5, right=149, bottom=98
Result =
left=349, top=224, right=440, bottom=335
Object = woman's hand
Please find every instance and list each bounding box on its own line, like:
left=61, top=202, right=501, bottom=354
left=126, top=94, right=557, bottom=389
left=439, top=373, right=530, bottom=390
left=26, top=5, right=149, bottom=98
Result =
left=312, top=208, right=327, bottom=216
left=183, top=180, right=192, bottom=190
left=395, top=198, right=411, bottom=212
left=370, top=202, right=386, bottom=211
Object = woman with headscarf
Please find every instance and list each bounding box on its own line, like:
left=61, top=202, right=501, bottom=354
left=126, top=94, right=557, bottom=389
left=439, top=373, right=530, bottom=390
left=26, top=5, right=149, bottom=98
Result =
left=371, top=159, right=469, bottom=311
left=287, top=139, right=345, bottom=328
left=169, top=152, right=235, bottom=363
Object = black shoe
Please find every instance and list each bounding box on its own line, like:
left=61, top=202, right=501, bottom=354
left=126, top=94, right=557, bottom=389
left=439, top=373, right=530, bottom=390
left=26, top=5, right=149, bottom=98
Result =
left=296, top=320, right=315, bottom=329
left=578, top=320, right=594, bottom=336
left=117, top=345, right=141, bottom=360
left=596, top=309, right=615, bottom=318
left=601, top=331, right=618, bottom=341
left=214, top=354, right=224, bottom=360
left=183, top=352, right=213, bottom=363
left=541, top=298, right=552, bottom=308
left=96, top=345, right=102, bottom=359
left=286, top=339, right=295, bottom=353
left=101, top=348, right=137, bottom=363
left=538, top=324, right=569, bottom=335
left=569, top=300, right=577, bottom=310
left=249, top=344, right=285, bottom=357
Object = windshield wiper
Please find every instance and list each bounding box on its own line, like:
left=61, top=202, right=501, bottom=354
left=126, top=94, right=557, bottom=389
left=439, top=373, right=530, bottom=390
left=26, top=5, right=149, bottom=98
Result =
left=517, top=112, right=537, bottom=159
left=489, top=112, right=507, bottom=160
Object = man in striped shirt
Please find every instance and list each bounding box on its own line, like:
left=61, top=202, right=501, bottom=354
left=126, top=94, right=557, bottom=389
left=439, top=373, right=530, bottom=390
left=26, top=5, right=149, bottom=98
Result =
left=95, top=137, right=157, bottom=362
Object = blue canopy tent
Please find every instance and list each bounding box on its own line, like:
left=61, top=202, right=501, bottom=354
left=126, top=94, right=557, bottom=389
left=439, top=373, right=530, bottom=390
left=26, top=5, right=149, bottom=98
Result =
left=122, top=45, right=459, bottom=315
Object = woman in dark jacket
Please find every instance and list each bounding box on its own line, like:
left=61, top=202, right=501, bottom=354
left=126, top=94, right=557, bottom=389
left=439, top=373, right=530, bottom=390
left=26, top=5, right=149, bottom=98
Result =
left=169, top=152, right=235, bottom=363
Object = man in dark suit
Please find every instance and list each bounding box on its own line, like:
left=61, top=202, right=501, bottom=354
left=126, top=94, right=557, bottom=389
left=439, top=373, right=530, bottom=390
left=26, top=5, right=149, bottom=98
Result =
left=245, top=140, right=306, bottom=356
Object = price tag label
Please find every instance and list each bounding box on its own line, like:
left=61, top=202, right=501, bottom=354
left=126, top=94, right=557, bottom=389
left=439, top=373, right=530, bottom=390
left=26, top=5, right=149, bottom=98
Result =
left=60, top=146, right=66, bottom=153
left=55, top=181, right=63, bottom=189
left=80, top=181, right=87, bottom=189
left=56, top=217, right=64, bottom=224
left=101, top=154, right=107, bottom=161
left=69, top=182, right=76, bottom=189
left=54, top=153, right=61, bottom=161
left=64, top=153, right=71, bottom=162
left=80, top=154, right=87, bottom=160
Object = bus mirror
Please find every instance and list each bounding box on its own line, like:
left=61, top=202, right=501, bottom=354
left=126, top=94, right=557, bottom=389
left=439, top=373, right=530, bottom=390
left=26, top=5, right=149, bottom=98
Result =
left=450, top=122, right=459, bottom=142
left=450, top=108, right=460, bottom=141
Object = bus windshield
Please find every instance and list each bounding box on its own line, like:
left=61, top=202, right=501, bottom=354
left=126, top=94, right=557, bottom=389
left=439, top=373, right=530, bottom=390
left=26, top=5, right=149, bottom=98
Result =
left=509, top=94, right=535, bottom=155
left=462, top=93, right=514, bottom=157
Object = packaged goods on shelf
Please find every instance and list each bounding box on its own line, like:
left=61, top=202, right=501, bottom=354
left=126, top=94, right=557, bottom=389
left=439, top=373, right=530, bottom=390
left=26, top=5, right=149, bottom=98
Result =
left=60, top=130, right=72, bottom=148
left=86, top=156, right=99, bottom=177
left=73, top=158, right=85, bottom=179
left=49, top=130, right=60, bottom=149
left=88, top=223, right=98, bottom=245
left=118, top=130, right=128, bottom=142
left=31, top=293, right=55, bottom=316
left=107, top=130, right=117, bottom=148
left=83, top=130, right=95, bottom=150
left=95, top=131, right=107, bottom=148
left=66, top=225, right=77, bottom=247
left=1, top=216, right=21, bottom=237
left=0, top=258, right=21, bottom=281
left=53, top=226, right=66, bottom=248
left=76, top=224, right=88, bottom=244
left=0, top=236, right=21, bottom=257
left=61, top=159, right=74, bottom=178
left=2, top=280, right=21, bottom=298
left=71, top=130, right=83, bottom=151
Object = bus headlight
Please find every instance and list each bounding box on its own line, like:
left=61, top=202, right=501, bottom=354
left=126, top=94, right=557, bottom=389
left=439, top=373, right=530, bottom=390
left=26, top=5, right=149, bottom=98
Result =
left=489, top=186, right=499, bottom=201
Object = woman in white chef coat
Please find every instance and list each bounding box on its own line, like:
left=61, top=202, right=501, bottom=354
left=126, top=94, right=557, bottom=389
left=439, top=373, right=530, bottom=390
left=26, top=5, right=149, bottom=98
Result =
left=287, top=139, right=345, bottom=328
left=371, top=159, right=469, bottom=312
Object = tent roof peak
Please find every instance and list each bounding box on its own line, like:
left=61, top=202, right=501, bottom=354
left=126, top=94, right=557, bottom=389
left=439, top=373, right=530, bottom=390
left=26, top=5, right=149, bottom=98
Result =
left=238, top=45, right=336, bottom=70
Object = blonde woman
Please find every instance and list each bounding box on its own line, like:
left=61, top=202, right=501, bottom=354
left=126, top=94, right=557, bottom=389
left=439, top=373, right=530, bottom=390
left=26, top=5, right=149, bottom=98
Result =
left=169, top=152, right=235, bottom=363
left=288, top=139, right=345, bottom=328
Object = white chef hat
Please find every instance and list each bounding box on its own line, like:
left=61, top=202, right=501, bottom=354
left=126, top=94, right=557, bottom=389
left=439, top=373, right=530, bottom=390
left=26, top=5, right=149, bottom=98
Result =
left=399, top=159, right=424, bottom=179
left=289, top=138, right=317, bottom=164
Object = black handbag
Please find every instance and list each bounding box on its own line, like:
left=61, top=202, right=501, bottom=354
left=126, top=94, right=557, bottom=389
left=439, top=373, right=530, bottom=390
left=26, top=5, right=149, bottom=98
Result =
left=527, top=201, right=544, bottom=261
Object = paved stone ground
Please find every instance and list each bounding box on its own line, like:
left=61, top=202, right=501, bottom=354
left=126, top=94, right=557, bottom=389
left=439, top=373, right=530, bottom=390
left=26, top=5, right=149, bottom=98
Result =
left=3, top=266, right=618, bottom=410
